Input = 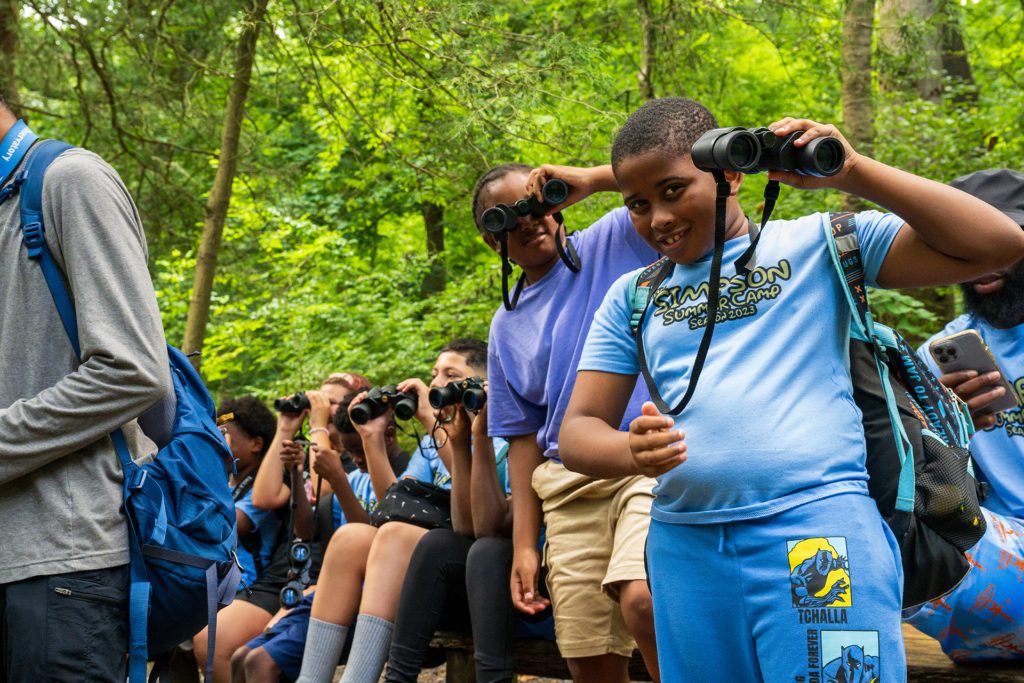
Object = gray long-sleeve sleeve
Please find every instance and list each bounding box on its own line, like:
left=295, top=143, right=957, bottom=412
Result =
left=0, top=147, right=170, bottom=582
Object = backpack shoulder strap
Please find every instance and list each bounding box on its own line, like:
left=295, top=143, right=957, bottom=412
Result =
left=824, top=212, right=917, bottom=512
left=19, top=140, right=151, bottom=682
left=629, top=257, right=671, bottom=336
left=20, top=140, right=80, bottom=358
left=823, top=211, right=875, bottom=342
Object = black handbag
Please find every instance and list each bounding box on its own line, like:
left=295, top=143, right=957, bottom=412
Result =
left=370, top=478, right=453, bottom=530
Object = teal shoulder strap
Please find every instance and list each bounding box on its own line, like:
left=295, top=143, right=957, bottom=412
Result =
left=823, top=212, right=916, bottom=513
left=629, top=257, right=671, bottom=336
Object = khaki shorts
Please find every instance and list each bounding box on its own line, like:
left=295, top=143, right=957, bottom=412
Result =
left=533, top=459, right=656, bottom=659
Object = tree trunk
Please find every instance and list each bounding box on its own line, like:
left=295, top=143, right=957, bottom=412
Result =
left=0, top=0, right=22, bottom=120
left=878, top=0, right=943, bottom=103
left=182, top=0, right=269, bottom=368
left=421, top=201, right=446, bottom=295
left=637, top=0, right=655, bottom=100
left=937, top=0, right=977, bottom=105
left=840, top=0, right=875, bottom=212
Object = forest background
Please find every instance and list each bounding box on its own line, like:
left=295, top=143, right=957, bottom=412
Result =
left=1, top=0, right=1021, bottom=406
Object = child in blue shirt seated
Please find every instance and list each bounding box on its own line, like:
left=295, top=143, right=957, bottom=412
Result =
left=217, top=396, right=282, bottom=589
left=291, top=339, right=509, bottom=683
left=233, top=390, right=407, bottom=683
left=559, top=97, right=1024, bottom=683
left=384, top=377, right=553, bottom=683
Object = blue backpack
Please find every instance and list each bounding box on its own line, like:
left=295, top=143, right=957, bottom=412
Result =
left=627, top=211, right=987, bottom=608
left=16, top=140, right=241, bottom=683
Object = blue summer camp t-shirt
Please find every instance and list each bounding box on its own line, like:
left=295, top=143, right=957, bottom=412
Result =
left=234, top=488, right=281, bottom=586
left=400, top=434, right=511, bottom=491
left=579, top=210, right=905, bottom=524
left=919, top=316, right=1024, bottom=519
left=487, top=206, right=660, bottom=461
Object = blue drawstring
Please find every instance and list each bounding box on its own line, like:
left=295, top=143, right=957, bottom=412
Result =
left=718, top=524, right=725, bottom=553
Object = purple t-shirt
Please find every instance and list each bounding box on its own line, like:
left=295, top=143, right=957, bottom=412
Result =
left=487, top=206, right=660, bottom=461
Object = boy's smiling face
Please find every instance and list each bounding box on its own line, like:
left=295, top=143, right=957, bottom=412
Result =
left=479, top=171, right=562, bottom=269
left=616, top=149, right=743, bottom=265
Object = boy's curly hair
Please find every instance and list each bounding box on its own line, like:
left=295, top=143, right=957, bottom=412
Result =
left=471, top=163, right=534, bottom=232
left=216, top=396, right=277, bottom=457
left=611, top=97, right=719, bottom=173
left=440, top=338, right=487, bottom=375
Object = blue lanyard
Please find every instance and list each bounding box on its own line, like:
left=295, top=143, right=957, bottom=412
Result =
left=0, top=120, right=39, bottom=185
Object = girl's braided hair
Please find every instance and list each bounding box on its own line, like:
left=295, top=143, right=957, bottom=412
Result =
left=470, top=163, right=534, bottom=231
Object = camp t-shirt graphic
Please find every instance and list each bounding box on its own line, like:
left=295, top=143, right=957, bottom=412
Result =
left=651, top=259, right=793, bottom=330
left=580, top=210, right=905, bottom=524
left=919, top=316, right=1024, bottom=519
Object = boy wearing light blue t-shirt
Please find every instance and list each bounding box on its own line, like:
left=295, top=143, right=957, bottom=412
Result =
left=560, top=98, right=1024, bottom=683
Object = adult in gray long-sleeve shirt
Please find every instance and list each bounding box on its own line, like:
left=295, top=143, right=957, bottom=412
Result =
left=0, top=93, right=171, bottom=682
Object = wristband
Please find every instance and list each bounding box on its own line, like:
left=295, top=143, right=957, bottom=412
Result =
left=309, top=427, right=329, bottom=438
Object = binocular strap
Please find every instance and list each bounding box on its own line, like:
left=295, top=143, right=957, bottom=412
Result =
left=499, top=218, right=580, bottom=312
left=499, top=238, right=527, bottom=311
left=553, top=214, right=582, bottom=274
left=635, top=170, right=730, bottom=416
left=734, top=180, right=780, bottom=274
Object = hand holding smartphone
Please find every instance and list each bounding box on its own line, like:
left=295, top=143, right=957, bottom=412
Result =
left=929, top=330, right=1019, bottom=418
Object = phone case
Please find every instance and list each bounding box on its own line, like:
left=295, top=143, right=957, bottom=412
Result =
left=929, top=330, right=1020, bottom=414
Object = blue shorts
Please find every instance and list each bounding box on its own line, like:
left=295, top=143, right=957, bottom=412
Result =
left=246, top=593, right=353, bottom=682
left=646, top=491, right=905, bottom=683
left=905, top=508, right=1024, bottom=662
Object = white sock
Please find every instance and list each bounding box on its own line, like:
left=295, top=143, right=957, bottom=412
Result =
left=338, top=614, right=395, bottom=683
left=295, top=617, right=349, bottom=683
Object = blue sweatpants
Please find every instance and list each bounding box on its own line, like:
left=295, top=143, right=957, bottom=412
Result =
left=646, top=492, right=905, bottom=683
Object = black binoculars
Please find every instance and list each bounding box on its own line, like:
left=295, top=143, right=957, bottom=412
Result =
left=279, top=540, right=312, bottom=609
left=481, top=178, right=570, bottom=235
left=349, top=385, right=418, bottom=425
left=428, top=376, right=487, bottom=412
left=274, top=391, right=311, bottom=414
left=691, top=127, right=845, bottom=177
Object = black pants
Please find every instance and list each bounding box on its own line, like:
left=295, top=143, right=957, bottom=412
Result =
left=1, top=565, right=130, bottom=683
left=385, top=531, right=547, bottom=683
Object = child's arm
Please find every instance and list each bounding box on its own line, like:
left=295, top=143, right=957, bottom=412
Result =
left=525, top=164, right=619, bottom=211
left=470, top=392, right=513, bottom=538
left=349, top=392, right=399, bottom=502
left=445, top=405, right=475, bottom=537
left=312, top=445, right=372, bottom=526
left=508, top=433, right=551, bottom=615
left=768, top=118, right=1024, bottom=288
left=398, top=377, right=454, bottom=474
left=561, top=373, right=687, bottom=479
left=251, top=407, right=306, bottom=510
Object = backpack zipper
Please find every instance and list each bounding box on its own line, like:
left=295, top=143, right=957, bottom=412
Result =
left=53, top=586, right=127, bottom=608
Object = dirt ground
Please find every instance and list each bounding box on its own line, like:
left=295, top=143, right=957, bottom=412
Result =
left=331, top=665, right=568, bottom=683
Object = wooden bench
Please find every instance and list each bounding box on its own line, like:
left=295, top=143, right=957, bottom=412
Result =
left=430, top=624, right=1024, bottom=682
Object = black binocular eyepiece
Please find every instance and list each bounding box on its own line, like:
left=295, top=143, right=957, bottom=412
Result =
left=428, top=376, right=487, bottom=412
left=481, top=178, right=569, bottom=236
left=279, top=540, right=312, bottom=610
left=691, top=126, right=845, bottom=178
left=349, top=385, right=418, bottom=425
left=274, top=391, right=311, bottom=414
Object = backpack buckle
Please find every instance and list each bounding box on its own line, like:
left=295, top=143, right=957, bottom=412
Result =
left=871, top=335, right=887, bottom=359
left=22, top=221, right=45, bottom=257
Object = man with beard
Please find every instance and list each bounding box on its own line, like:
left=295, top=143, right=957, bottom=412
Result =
left=918, top=169, right=1024, bottom=518
left=905, top=168, right=1024, bottom=662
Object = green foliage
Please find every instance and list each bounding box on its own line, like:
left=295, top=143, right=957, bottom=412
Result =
left=10, top=0, right=1023, bottom=401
